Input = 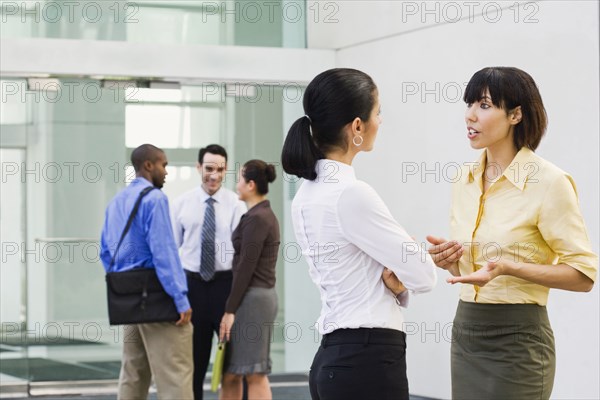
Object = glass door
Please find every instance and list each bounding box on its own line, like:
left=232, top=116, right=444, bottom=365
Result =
left=0, top=78, right=126, bottom=395
left=0, top=78, right=290, bottom=395
left=0, top=148, right=28, bottom=396
left=25, top=78, right=125, bottom=394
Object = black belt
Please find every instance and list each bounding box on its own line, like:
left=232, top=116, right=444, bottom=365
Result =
left=322, top=328, right=406, bottom=348
left=185, top=269, right=232, bottom=282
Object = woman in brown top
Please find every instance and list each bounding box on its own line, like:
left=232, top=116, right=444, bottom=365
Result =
left=219, top=159, right=280, bottom=400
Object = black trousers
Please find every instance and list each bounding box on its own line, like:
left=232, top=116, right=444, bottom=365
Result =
left=309, top=328, right=409, bottom=400
left=186, top=270, right=232, bottom=400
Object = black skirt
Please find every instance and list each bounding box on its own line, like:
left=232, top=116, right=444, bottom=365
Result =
left=451, top=300, right=555, bottom=400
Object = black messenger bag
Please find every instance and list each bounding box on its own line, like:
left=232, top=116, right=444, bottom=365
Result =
left=105, top=186, right=179, bottom=325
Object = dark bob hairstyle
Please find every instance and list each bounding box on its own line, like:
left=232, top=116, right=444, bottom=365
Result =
left=464, top=67, right=547, bottom=151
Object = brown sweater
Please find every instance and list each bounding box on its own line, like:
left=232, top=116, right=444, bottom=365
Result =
left=225, top=200, right=280, bottom=314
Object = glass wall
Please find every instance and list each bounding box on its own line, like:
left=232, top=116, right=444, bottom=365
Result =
left=0, top=76, right=297, bottom=393
left=0, top=78, right=127, bottom=393
left=0, top=0, right=307, bottom=47
left=0, top=0, right=309, bottom=393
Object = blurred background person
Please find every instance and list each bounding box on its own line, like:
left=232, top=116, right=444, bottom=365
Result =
left=100, top=144, right=193, bottom=399
left=219, top=159, right=280, bottom=400
left=172, top=144, right=246, bottom=399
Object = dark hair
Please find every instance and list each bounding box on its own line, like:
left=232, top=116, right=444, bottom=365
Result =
left=131, top=144, right=164, bottom=172
left=198, top=144, right=228, bottom=164
left=463, top=67, right=547, bottom=151
left=281, top=68, right=378, bottom=180
left=242, top=159, right=276, bottom=195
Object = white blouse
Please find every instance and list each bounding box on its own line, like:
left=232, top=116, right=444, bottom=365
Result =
left=292, top=159, right=437, bottom=334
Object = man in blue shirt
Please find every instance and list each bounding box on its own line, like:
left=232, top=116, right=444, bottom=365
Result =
left=100, top=144, right=193, bottom=399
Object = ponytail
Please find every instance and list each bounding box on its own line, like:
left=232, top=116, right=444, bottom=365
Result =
left=281, top=68, right=377, bottom=181
left=281, top=116, right=323, bottom=181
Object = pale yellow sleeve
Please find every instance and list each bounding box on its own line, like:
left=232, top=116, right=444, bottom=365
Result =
left=537, top=174, right=598, bottom=282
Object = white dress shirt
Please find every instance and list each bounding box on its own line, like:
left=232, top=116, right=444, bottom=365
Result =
left=171, top=186, right=246, bottom=272
left=292, top=159, right=437, bottom=334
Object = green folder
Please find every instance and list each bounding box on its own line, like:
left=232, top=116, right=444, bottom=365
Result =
left=211, top=342, right=226, bottom=392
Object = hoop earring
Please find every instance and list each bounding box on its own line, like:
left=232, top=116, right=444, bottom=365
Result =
left=353, top=135, right=364, bottom=147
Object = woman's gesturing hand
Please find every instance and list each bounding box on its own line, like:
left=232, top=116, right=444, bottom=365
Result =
left=426, top=236, right=463, bottom=276
left=446, top=260, right=507, bottom=286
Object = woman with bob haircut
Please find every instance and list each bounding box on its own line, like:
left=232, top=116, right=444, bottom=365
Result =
left=427, top=66, right=598, bottom=399
left=281, top=68, right=437, bottom=400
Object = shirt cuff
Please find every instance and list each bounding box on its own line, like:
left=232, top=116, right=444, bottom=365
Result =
left=174, top=295, right=191, bottom=314
left=395, top=290, right=410, bottom=308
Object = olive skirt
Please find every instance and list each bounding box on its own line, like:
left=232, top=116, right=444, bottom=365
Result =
left=451, top=300, right=555, bottom=400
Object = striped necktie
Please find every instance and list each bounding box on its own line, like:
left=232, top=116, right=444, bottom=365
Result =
left=200, top=197, right=216, bottom=281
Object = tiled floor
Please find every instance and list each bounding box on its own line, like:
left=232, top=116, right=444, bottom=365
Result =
left=4, top=374, right=434, bottom=400
left=11, top=392, right=433, bottom=400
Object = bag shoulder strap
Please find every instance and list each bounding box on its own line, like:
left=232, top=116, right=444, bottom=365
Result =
left=108, top=186, right=156, bottom=273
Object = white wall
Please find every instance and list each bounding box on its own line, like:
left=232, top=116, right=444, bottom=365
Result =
left=308, top=1, right=599, bottom=399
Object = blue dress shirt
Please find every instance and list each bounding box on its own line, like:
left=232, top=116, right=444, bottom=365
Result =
left=100, top=177, right=190, bottom=313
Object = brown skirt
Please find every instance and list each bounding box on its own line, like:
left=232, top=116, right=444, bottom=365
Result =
left=451, top=300, right=555, bottom=400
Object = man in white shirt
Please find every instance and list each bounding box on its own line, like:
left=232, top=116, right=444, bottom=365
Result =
left=171, top=144, right=246, bottom=399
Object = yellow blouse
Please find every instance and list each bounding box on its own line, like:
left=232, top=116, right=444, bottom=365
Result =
left=450, top=147, right=598, bottom=305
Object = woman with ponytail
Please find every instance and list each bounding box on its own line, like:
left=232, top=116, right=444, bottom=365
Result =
left=281, top=68, right=437, bottom=399
left=219, top=160, right=280, bottom=400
